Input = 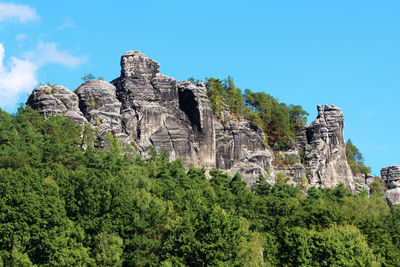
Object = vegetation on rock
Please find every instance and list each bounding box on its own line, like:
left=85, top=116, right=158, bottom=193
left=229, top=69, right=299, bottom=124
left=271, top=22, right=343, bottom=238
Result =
left=346, top=139, right=371, bottom=175
left=201, top=76, right=308, bottom=150
left=81, top=73, right=104, bottom=82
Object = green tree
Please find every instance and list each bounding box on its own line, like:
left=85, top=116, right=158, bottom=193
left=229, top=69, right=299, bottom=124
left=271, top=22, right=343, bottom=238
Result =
left=223, top=76, right=246, bottom=115
left=94, top=232, right=124, bottom=267
left=369, top=177, right=383, bottom=195
left=205, top=78, right=226, bottom=119
left=314, top=224, right=376, bottom=266
left=81, top=73, right=96, bottom=82
left=346, top=139, right=371, bottom=175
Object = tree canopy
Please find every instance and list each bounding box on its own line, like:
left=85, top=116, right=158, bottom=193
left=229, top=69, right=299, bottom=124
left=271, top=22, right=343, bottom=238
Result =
left=0, top=107, right=395, bottom=266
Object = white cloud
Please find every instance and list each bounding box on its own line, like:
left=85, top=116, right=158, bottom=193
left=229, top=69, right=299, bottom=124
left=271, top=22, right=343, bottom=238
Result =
left=58, top=17, right=77, bottom=30
left=0, top=2, right=39, bottom=23
left=0, top=43, right=38, bottom=109
left=24, top=41, right=88, bottom=68
left=0, top=42, right=87, bottom=110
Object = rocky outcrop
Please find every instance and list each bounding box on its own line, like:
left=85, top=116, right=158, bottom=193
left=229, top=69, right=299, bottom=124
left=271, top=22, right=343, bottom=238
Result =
left=296, top=104, right=355, bottom=190
left=381, top=166, right=400, bottom=206
left=26, top=51, right=361, bottom=189
left=27, top=85, right=88, bottom=124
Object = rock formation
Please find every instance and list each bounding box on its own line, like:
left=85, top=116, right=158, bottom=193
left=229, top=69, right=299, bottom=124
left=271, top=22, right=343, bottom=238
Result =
left=26, top=51, right=361, bottom=189
left=27, top=85, right=88, bottom=124
left=296, top=104, right=355, bottom=190
left=112, top=51, right=216, bottom=168
left=381, top=166, right=400, bottom=206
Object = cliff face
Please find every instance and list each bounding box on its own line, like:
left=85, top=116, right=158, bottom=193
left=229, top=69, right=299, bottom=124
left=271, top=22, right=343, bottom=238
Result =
left=26, top=51, right=360, bottom=189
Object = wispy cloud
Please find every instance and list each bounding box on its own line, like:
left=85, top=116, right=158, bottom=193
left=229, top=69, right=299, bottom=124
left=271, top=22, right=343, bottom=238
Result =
left=24, top=41, right=88, bottom=68
left=0, top=2, right=39, bottom=23
left=15, top=33, right=28, bottom=42
left=0, top=43, right=38, bottom=109
left=15, top=33, right=31, bottom=47
left=58, top=17, right=77, bottom=30
left=362, top=109, right=374, bottom=116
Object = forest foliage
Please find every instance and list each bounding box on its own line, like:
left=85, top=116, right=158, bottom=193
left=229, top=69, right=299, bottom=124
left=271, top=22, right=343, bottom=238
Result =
left=0, top=107, right=398, bottom=266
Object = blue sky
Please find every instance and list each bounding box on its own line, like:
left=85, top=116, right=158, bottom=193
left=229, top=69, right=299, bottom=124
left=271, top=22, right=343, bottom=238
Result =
left=0, top=0, right=399, bottom=175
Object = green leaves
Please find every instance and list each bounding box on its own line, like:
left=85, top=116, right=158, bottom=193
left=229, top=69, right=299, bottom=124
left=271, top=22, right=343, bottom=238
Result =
left=0, top=107, right=398, bottom=266
left=93, top=232, right=123, bottom=267
left=281, top=225, right=376, bottom=266
left=243, top=88, right=308, bottom=150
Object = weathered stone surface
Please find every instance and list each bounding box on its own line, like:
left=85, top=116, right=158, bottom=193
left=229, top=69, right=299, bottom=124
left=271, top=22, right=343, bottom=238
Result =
left=381, top=166, right=400, bottom=206
left=382, top=166, right=400, bottom=189
left=121, top=51, right=160, bottom=80
left=215, top=118, right=273, bottom=186
left=228, top=161, right=270, bottom=187
left=75, top=80, right=128, bottom=146
left=215, top=119, right=264, bottom=169
left=297, top=104, right=355, bottom=190
left=26, top=85, right=88, bottom=124
left=275, top=164, right=307, bottom=186
left=384, top=188, right=400, bottom=207
left=354, top=173, right=376, bottom=193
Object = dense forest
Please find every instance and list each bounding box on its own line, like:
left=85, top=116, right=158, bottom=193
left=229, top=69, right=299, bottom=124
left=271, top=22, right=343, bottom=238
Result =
left=0, top=106, right=398, bottom=266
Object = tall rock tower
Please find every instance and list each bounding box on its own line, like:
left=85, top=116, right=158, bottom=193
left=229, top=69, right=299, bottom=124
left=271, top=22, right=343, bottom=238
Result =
left=297, top=104, right=355, bottom=190
left=112, top=51, right=217, bottom=168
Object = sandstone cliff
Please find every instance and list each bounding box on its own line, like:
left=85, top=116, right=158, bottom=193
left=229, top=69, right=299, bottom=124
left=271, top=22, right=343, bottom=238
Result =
left=26, top=51, right=361, bottom=189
